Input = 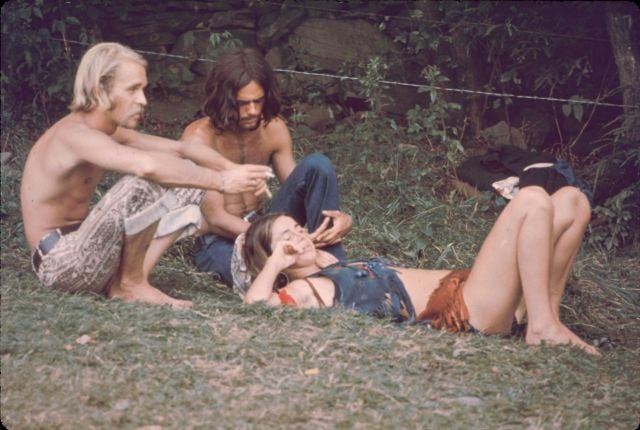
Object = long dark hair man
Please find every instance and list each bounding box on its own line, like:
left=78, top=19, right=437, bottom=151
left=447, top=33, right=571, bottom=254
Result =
left=203, top=48, right=282, bottom=132
left=159, top=47, right=352, bottom=290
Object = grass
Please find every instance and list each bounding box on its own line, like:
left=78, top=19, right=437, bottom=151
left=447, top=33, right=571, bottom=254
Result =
left=1, top=116, right=639, bottom=429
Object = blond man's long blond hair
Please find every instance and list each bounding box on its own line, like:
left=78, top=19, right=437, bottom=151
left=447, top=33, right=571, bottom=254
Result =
left=70, top=42, right=147, bottom=112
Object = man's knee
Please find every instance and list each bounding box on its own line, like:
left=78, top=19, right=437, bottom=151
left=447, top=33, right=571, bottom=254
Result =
left=299, top=153, right=336, bottom=178
left=194, top=236, right=234, bottom=284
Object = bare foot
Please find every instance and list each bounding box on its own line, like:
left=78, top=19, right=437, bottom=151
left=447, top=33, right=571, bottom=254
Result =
left=108, top=281, right=192, bottom=310
left=526, top=322, right=600, bottom=356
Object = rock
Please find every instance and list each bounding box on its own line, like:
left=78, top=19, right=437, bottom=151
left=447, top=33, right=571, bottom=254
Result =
left=127, top=1, right=237, bottom=13
left=300, top=103, right=332, bottom=131
left=265, top=45, right=295, bottom=71
left=112, top=11, right=205, bottom=38
left=511, top=107, right=553, bottom=149
left=479, top=121, right=527, bottom=149
left=170, top=29, right=258, bottom=79
left=209, top=9, right=256, bottom=30
left=288, top=18, right=396, bottom=71
left=147, top=90, right=201, bottom=123
left=257, top=7, right=307, bottom=47
left=0, top=152, right=12, bottom=164
left=129, top=32, right=176, bottom=49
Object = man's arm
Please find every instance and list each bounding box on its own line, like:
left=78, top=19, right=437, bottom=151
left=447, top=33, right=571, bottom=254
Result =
left=68, top=127, right=269, bottom=193
left=267, top=119, right=352, bottom=246
left=113, top=127, right=234, bottom=171
left=199, top=190, right=250, bottom=239
left=269, top=119, right=296, bottom=183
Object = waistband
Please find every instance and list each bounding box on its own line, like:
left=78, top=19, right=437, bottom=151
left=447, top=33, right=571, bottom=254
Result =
left=32, top=223, right=82, bottom=272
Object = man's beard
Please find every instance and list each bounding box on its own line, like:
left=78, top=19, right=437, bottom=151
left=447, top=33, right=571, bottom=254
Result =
left=120, top=109, right=144, bottom=129
left=239, top=116, right=261, bottom=131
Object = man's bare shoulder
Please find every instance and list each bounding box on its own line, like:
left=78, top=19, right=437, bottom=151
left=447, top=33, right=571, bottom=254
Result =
left=263, top=116, right=289, bottom=134
left=182, top=117, right=216, bottom=142
left=47, top=113, right=87, bottom=137
left=44, top=113, right=112, bottom=146
left=261, top=116, right=292, bottom=146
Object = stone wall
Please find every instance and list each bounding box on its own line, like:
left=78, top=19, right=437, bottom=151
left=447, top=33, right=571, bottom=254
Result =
left=99, top=1, right=423, bottom=125
left=93, top=1, right=558, bottom=151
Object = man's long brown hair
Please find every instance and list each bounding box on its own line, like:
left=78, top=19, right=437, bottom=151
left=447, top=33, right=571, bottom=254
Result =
left=203, top=48, right=281, bottom=132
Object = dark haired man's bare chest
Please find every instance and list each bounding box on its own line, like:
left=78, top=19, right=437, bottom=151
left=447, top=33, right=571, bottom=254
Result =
left=215, top=132, right=273, bottom=165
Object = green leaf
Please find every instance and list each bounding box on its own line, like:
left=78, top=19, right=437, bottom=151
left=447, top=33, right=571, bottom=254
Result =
left=52, top=20, right=65, bottom=34
left=573, top=103, right=584, bottom=122
left=420, top=225, right=433, bottom=237
left=18, top=7, right=31, bottom=20
left=394, top=34, right=407, bottom=44
left=561, top=104, right=571, bottom=117
left=46, top=82, right=63, bottom=95
left=181, top=67, right=194, bottom=82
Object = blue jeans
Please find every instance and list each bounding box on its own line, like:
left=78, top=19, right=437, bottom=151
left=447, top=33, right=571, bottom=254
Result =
left=195, top=154, right=346, bottom=285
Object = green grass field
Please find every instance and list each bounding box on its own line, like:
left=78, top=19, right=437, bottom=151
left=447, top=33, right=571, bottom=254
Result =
left=2, top=118, right=639, bottom=429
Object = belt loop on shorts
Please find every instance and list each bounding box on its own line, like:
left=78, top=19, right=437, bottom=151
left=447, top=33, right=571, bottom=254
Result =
left=32, top=223, right=82, bottom=272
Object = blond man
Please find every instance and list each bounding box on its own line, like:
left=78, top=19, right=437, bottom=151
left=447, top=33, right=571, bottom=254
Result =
left=20, top=42, right=272, bottom=308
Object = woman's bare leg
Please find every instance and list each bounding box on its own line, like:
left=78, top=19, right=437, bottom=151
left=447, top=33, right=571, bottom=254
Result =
left=513, top=187, right=591, bottom=322
left=462, top=186, right=598, bottom=354
left=547, top=187, right=591, bottom=318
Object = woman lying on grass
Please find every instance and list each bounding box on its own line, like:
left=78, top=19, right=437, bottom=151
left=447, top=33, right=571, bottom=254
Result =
left=242, top=186, right=599, bottom=355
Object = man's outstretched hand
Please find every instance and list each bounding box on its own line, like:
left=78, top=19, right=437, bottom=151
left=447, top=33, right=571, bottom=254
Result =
left=220, top=164, right=274, bottom=195
left=309, top=210, right=352, bottom=248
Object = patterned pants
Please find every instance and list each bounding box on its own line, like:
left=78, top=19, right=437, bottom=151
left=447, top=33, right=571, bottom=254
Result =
left=33, top=175, right=204, bottom=295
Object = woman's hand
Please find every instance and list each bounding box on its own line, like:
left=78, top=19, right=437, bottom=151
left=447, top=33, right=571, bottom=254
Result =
left=268, top=239, right=303, bottom=271
left=309, top=210, right=352, bottom=248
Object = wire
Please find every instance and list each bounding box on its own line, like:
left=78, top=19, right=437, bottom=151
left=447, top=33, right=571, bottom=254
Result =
left=52, top=37, right=635, bottom=109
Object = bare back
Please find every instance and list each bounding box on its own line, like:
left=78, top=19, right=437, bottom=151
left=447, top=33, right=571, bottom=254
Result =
left=21, top=114, right=108, bottom=251
left=182, top=117, right=294, bottom=217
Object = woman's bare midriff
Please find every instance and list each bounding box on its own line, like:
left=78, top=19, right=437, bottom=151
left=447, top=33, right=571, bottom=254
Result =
left=394, top=267, right=453, bottom=313
left=293, top=267, right=453, bottom=314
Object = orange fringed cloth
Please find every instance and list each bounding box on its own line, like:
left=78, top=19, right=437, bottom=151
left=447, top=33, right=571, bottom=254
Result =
left=416, top=269, right=474, bottom=333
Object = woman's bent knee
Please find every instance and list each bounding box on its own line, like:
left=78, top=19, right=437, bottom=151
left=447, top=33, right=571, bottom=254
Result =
left=514, top=186, right=553, bottom=214
left=553, top=186, right=591, bottom=222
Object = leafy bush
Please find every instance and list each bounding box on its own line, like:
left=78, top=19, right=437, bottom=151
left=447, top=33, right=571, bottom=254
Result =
left=589, top=187, right=638, bottom=250
left=406, top=65, right=464, bottom=165
left=1, top=0, right=106, bottom=125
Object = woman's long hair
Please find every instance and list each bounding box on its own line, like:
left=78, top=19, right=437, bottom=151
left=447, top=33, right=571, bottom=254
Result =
left=243, top=212, right=288, bottom=278
left=203, top=48, right=281, bottom=132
